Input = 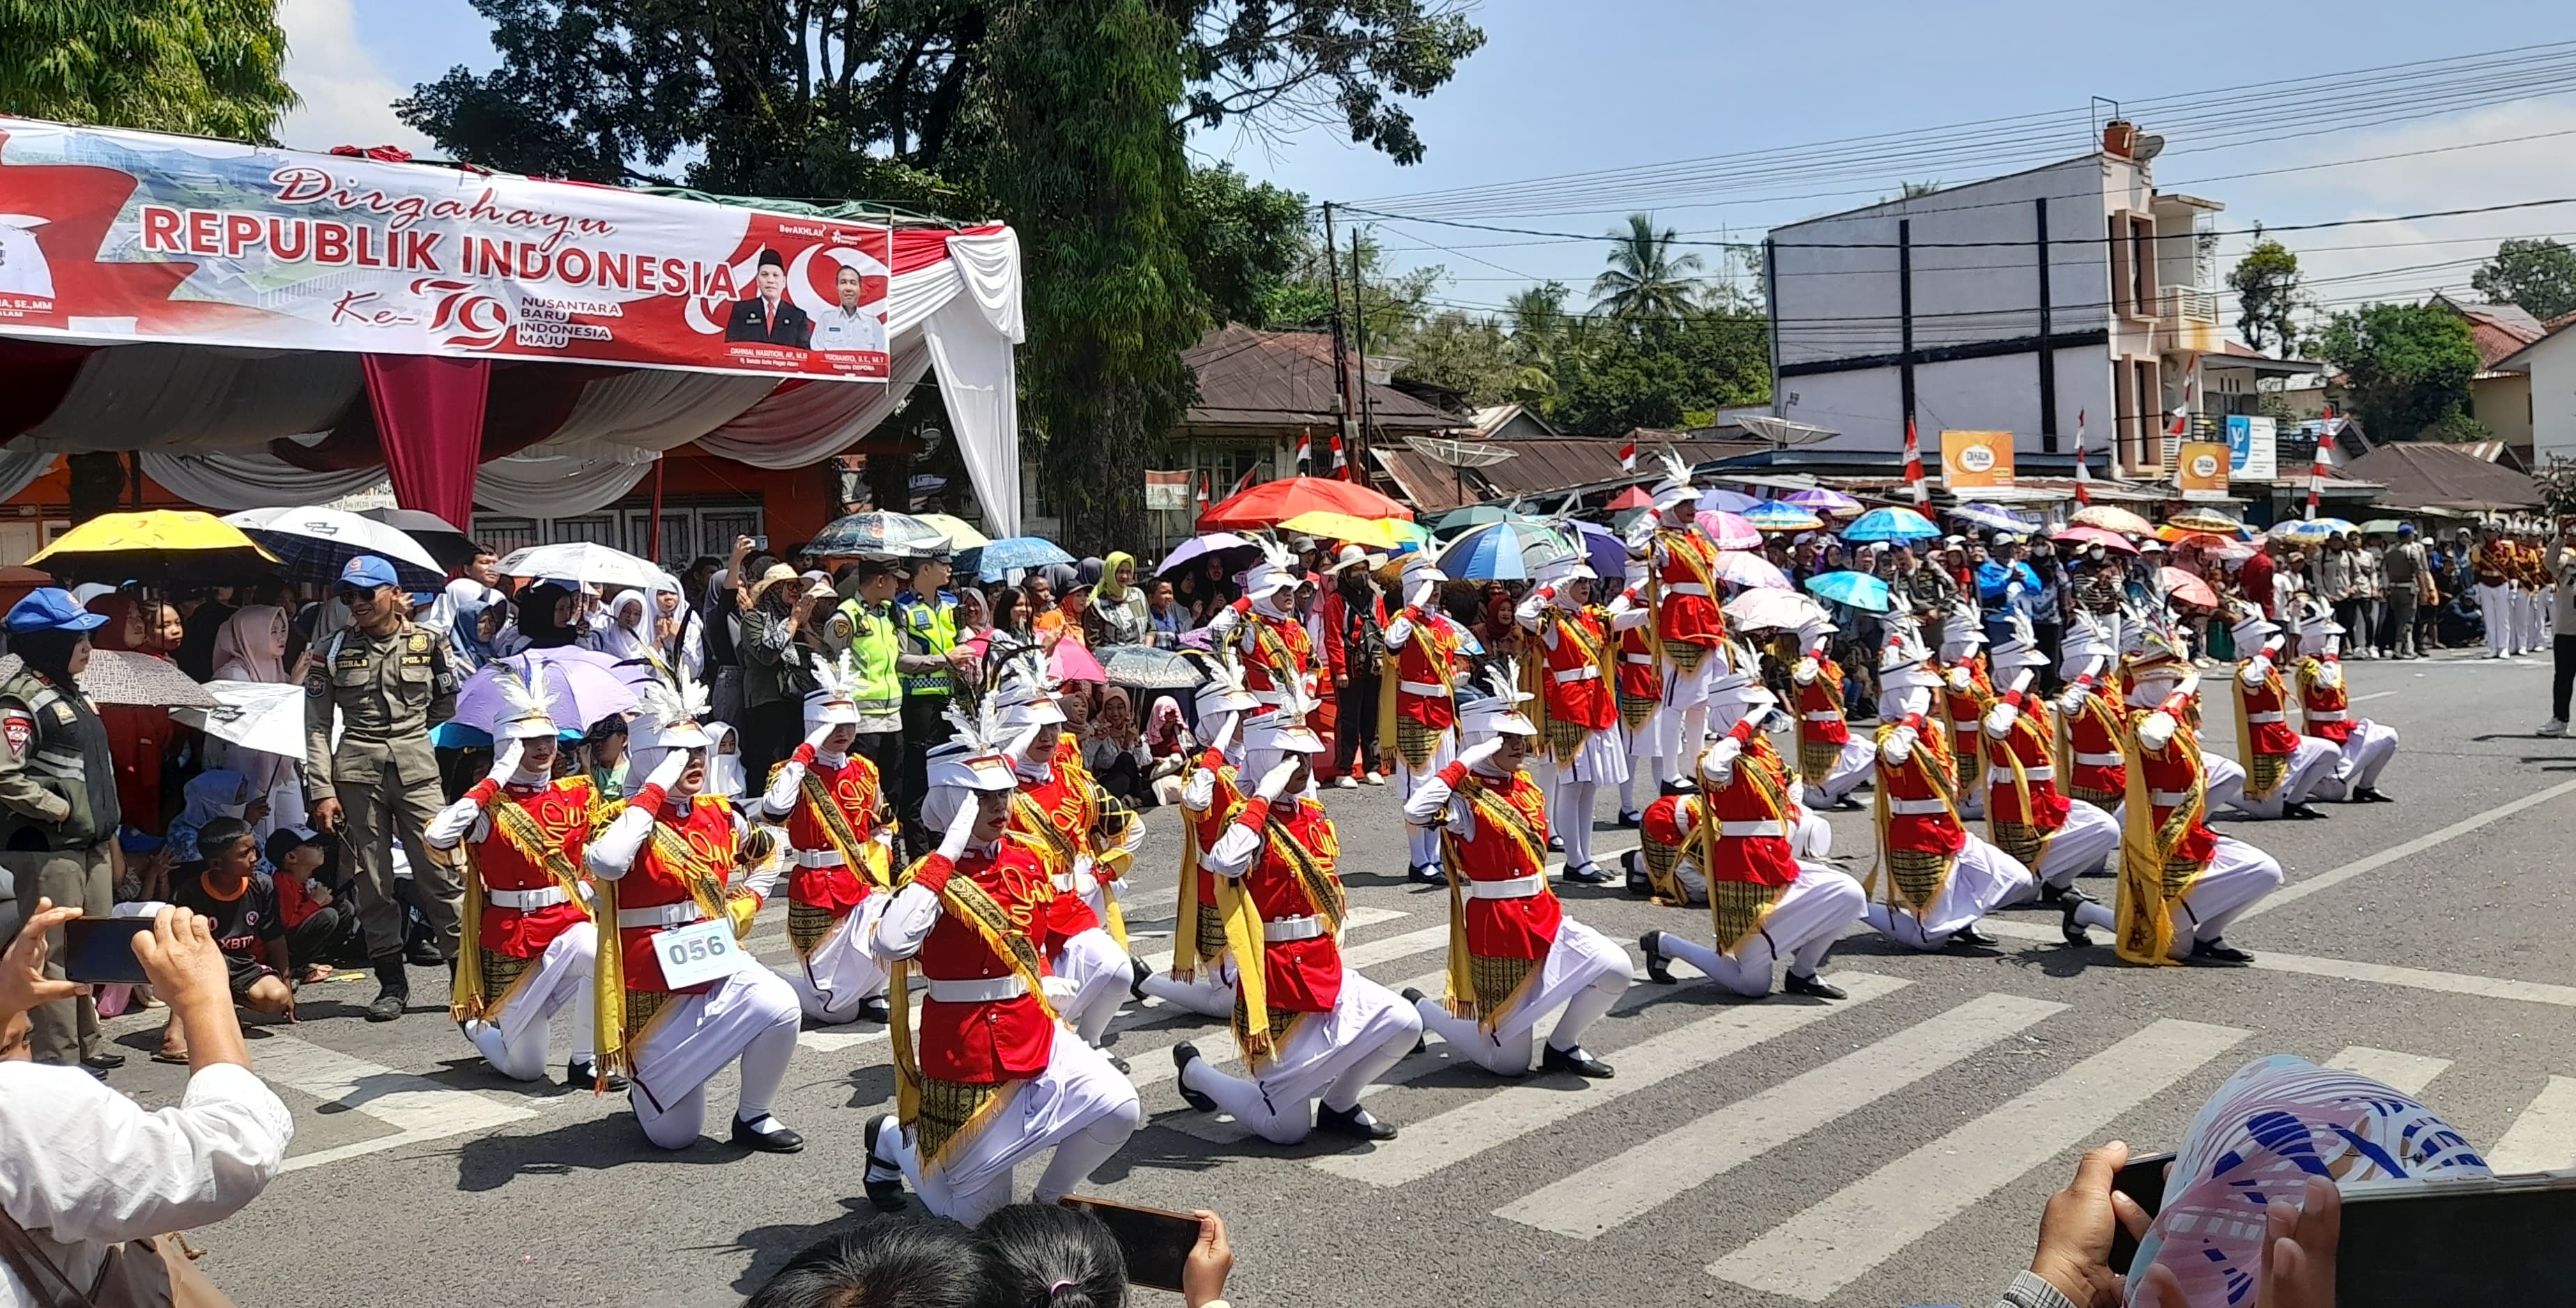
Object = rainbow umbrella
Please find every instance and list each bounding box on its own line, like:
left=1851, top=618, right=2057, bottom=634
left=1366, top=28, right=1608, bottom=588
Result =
left=1742, top=501, right=1825, bottom=533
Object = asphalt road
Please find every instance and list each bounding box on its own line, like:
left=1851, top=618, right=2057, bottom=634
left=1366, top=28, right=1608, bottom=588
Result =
left=87, top=649, right=2576, bottom=1308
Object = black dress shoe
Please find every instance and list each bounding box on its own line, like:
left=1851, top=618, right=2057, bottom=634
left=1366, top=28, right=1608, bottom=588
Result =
left=1128, top=957, right=1154, bottom=1002
left=82, top=1050, right=126, bottom=1070
left=2059, top=895, right=2093, bottom=948
left=1782, top=971, right=1846, bottom=1000
left=860, top=996, right=894, bottom=1024
left=567, top=1057, right=628, bottom=1091
left=1105, top=1052, right=1131, bottom=1075
left=1615, top=810, right=1643, bottom=829
left=731, top=1114, right=804, bottom=1153
left=1409, top=863, right=1447, bottom=886
left=1540, top=1042, right=1615, bottom=1079
left=1828, top=796, right=1866, bottom=812
left=1547, top=835, right=1565, bottom=853
left=366, top=987, right=409, bottom=1022
left=2354, top=786, right=2395, bottom=803
left=1315, top=1102, right=1398, bottom=1141
left=2037, top=882, right=2091, bottom=909
left=2283, top=802, right=2322, bottom=820
left=2188, top=938, right=2255, bottom=966
left=1561, top=862, right=1611, bottom=885
left=1948, top=923, right=1999, bottom=949
left=1622, top=850, right=1653, bottom=898
left=404, top=943, right=445, bottom=967
left=1658, top=778, right=1697, bottom=797
left=1172, top=1042, right=1219, bottom=1113
left=1640, top=931, right=1676, bottom=985
left=862, top=1115, right=910, bottom=1211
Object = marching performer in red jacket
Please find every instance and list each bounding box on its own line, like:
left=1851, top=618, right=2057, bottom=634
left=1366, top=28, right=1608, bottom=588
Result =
left=1172, top=700, right=1420, bottom=1144
left=2292, top=599, right=2398, bottom=803
left=1639, top=651, right=1864, bottom=998
left=1643, top=454, right=1731, bottom=774
left=1403, top=663, right=1631, bottom=1079
left=1790, top=614, right=1873, bottom=808
left=1612, top=557, right=1668, bottom=826
left=1934, top=603, right=1993, bottom=822
left=1384, top=552, right=1472, bottom=883
left=861, top=702, right=1141, bottom=1220
left=1132, top=657, right=1262, bottom=1020
left=1860, top=633, right=2034, bottom=951
left=992, top=671, right=1135, bottom=1051
left=2211, top=603, right=2336, bottom=820
left=1514, top=548, right=1642, bottom=884
left=1979, top=614, right=2120, bottom=905
left=757, top=650, right=896, bottom=1025
left=1209, top=539, right=1313, bottom=714
left=2054, top=610, right=2129, bottom=811
left=429, top=668, right=615, bottom=1088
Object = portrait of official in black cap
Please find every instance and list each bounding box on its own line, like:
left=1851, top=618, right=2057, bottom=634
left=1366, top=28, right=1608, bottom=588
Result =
left=723, top=246, right=813, bottom=348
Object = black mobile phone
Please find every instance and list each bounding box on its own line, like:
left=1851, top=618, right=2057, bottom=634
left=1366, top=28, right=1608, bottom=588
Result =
left=1058, top=1196, right=1202, bottom=1293
left=60, top=918, right=153, bottom=985
left=2106, top=1151, right=2174, bottom=1275
left=2336, top=1171, right=2576, bottom=1305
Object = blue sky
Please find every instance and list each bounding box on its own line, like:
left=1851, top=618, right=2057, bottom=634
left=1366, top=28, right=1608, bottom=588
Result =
left=284, top=0, right=2576, bottom=333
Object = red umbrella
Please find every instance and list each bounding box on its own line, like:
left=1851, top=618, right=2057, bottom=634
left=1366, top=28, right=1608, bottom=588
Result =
left=2054, top=525, right=2139, bottom=553
left=2159, top=566, right=2218, bottom=609
left=1606, top=486, right=1653, bottom=511
left=1197, top=476, right=1413, bottom=531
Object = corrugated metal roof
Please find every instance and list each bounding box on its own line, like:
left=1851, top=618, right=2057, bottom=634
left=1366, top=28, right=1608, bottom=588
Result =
left=2340, top=440, right=2543, bottom=511
left=1181, top=325, right=1462, bottom=432
left=1374, top=437, right=1768, bottom=513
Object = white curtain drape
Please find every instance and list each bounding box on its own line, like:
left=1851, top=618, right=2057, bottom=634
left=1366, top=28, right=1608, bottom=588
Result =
left=0, top=449, right=54, bottom=504
left=20, top=346, right=363, bottom=453
left=693, top=336, right=935, bottom=468
left=471, top=447, right=658, bottom=517
left=922, top=290, right=1021, bottom=537
left=139, top=450, right=387, bottom=509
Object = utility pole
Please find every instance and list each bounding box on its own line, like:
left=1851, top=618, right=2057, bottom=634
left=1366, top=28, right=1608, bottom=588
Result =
left=1349, top=230, right=1373, bottom=487
left=1321, top=202, right=1351, bottom=481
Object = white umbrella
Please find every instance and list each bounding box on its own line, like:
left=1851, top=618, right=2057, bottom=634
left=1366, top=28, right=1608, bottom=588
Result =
left=222, top=506, right=445, bottom=587
left=497, top=541, right=664, bottom=591
left=1724, top=587, right=1829, bottom=633
left=173, top=679, right=337, bottom=758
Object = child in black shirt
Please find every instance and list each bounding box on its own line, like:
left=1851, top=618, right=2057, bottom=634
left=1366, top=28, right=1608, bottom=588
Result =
left=158, top=816, right=294, bottom=1061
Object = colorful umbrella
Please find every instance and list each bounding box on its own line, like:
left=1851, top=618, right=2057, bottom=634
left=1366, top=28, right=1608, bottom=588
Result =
left=1949, top=502, right=2037, bottom=536
left=808, top=511, right=949, bottom=558
left=26, top=510, right=280, bottom=585
left=498, top=541, right=661, bottom=591
left=1782, top=487, right=1862, bottom=514
left=912, top=513, right=991, bottom=551
left=0, top=651, right=217, bottom=709
left=1278, top=510, right=1404, bottom=550
left=1712, top=549, right=1792, bottom=590
left=1429, top=504, right=1522, bottom=534
left=2053, top=525, right=2139, bottom=554
left=1696, top=488, right=1763, bottom=514
left=1383, top=518, right=1434, bottom=550
left=1605, top=486, right=1653, bottom=511
left=454, top=649, right=639, bottom=735
left=1050, top=639, right=1108, bottom=685
left=1742, top=501, right=1825, bottom=533
left=1724, top=587, right=1827, bottom=632
left=2071, top=505, right=2156, bottom=537
left=1198, top=475, right=1411, bottom=531
left=1438, top=521, right=1548, bottom=580
left=1156, top=532, right=1255, bottom=577
left=222, top=507, right=445, bottom=589
left=2359, top=518, right=2406, bottom=535
left=2164, top=508, right=2248, bottom=536
left=1804, top=569, right=1894, bottom=613
left=2267, top=519, right=2338, bottom=542
left=1839, top=506, right=1942, bottom=544
left=1694, top=509, right=1762, bottom=551
left=1564, top=521, right=1631, bottom=583
left=966, top=537, right=1076, bottom=582
left=2159, top=567, right=2218, bottom=609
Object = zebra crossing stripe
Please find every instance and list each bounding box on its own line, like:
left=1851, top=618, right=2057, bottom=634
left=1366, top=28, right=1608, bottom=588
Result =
left=2325, top=1046, right=2452, bottom=1097
left=1977, top=918, right=2576, bottom=1006
left=1312, top=973, right=1913, bottom=1187
left=1707, top=1017, right=2249, bottom=1302
left=1496, top=992, right=2064, bottom=1239
left=2486, top=1075, right=2576, bottom=1174
left=256, top=1033, right=539, bottom=1173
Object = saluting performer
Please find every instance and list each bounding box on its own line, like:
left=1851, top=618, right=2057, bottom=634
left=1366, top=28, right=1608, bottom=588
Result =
left=1383, top=552, right=1471, bottom=884
left=1980, top=613, right=2122, bottom=905
left=2211, top=603, right=2336, bottom=820
left=994, top=672, right=1137, bottom=1051
left=1789, top=614, right=1873, bottom=809
left=1132, top=656, right=1262, bottom=1019
left=1934, top=603, right=1993, bottom=822
left=1172, top=698, right=1420, bottom=1144
left=1861, top=632, right=2034, bottom=951
left=1639, top=652, right=1864, bottom=999
left=1612, top=558, right=1668, bottom=827
left=2061, top=634, right=2283, bottom=964
left=861, top=703, right=1142, bottom=1222
left=2290, top=599, right=2398, bottom=804
left=427, top=668, right=616, bottom=1089
left=586, top=676, right=804, bottom=1153
left=1645, top=454, right=1732, bottom=774
left=1402, top=663, right=1630, bottom=1080
left=1514, top=548, right=1639, bottom=884
left=2054, top=609, right=2129, bottom=812
left=759, top=651, right=896, bottom=1025
left=1209, top=539, right=1314, bottom=714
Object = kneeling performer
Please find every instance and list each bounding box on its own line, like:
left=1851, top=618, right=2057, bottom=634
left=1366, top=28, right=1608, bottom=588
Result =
left=1861, top=633, right=2035, bottom=950
left=761, top=651, right=896, bottom=1024
left=1981, top=613, right=2120, bottom=905
left=2292, top=599, right=2398, bottom=803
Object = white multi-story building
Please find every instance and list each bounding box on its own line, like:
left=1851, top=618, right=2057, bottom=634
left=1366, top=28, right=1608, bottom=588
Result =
left=1764, top=121, right=2288, bottom=477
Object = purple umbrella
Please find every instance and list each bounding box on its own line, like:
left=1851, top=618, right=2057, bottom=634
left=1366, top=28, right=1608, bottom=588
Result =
left=455, top=647, right=640, bottom=734
left=1565, top=521, right=1631, bottom=584
left=1784, top=487, right=1862, bottom=514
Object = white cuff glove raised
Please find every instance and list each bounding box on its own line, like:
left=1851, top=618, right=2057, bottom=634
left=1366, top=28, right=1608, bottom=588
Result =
left=1792, top=657, right=1820, bottom=685
left=1880, top=725, right=1919, bottom=764
left=1703, top=737, right=1742, bottom=784
left=1254, top=759, right=1301, bottom=803
left=645, top=746, right=691, bottom=792
left=936, top=797, right=983, bottom=862
left=1181, top=767, right=1218, bottom=813
left=487, top=735, right=525, bottom=783
left=804, top=719, right=839, bottom=751
left=1945, top=665, right=1972, bottom=692
left=1459, top=737, right=1505, bottom=772
left=1208, top=605, right=1242, bottom=639
left=2139, top=711, right=2179, bottom=751
left=2055, top=687, right=2088, bottom=718
left=1983, top=702, right=2020, bottom=738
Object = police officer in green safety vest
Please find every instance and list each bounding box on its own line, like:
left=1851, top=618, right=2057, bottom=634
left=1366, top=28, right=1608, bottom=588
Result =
left=830, top=558, right=907, bottom=833
left=891, top=553, right=962, bottom=858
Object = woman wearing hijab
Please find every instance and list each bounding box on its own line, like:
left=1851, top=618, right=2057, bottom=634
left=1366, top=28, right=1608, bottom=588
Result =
left=165, top=769, right=262, bottom=866
left=1082, top=551, right=1151, bottom=648
left=84, top=592, right=185, bottom=830
left=495, top=580, right=582, bottom=655
left=206, top=603, right=305, bottom=835
left=703, top=721, right=747, bottom=806
left=443, top=579, right=505, bottom=674
left=588, top=588, right=659, bottom=669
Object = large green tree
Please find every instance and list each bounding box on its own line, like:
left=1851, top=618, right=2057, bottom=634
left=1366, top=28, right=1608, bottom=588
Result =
left=1590, top=213, right=1703, bottom=321
left=2228, top=232, right=2306, bottom=355
left=2471, top=237, right=2576, bottom=323
left=0, top=0, right=295, bottom=141
left=2315, top=302, right=2481, bottom=441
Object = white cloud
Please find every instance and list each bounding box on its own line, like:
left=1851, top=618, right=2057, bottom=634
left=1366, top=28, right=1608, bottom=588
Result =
left=272, top=0, right=437, bottom=157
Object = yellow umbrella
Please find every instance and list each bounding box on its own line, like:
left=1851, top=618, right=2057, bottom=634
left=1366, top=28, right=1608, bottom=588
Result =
left=913, top=513, right=991, bottom=551
left=1278, top=509, right=1404, bottom=550
left=29, top=510, right=280, bottom=584
left=2069, top=504, right=2155, bottom=537
left=2161, top=509, right=2249, bottom=538
left=1381, top=518, right=1433, bottom=548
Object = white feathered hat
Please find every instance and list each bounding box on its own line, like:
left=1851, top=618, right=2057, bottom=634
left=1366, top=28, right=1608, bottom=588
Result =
left=1240, top=537, right=1298, bottom=601
left=489, top=665, right=563, bottom=743
left=990, top=665, right=1066, bottom=733
left=1937, top=601, right=1986, bottom=658
left=1456, top=659, right=1538, bottom=738
left=1399, top=551, right=1448, bottom=588
left=1241, top=675, right=1325, bottom=756
left=1649, top=449, right=1697, bottom=517
left=2228, top=599, right=2279, bottom=649
left=1531, top=546, right=1595, bottom=587
left=804, top=649, right=863, bottom=727
left=1989, top=609, right=2048, bottom=672
left=926, top=698, right=1022, bottom=797
left=1877, top=630, right=1940, bottom=691
left=631, top=668, right=713, bottom=755
left=1191, top=650, right=1260, bottom=719
left=1704, top=640, right=1776, bottom=722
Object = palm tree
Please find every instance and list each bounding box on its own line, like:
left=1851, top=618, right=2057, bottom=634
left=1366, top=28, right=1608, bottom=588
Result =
left=1590, top=213, right=1704, bottom=321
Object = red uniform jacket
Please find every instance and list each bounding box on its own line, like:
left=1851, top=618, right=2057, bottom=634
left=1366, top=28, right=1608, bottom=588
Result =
left=1443, top=765, right=1562, bottom=959
left=782, top=745, right=882, bottom=917
left=2294, top=658, right=2354, bottom=744
left=2135, top=726, right=2220, bottom=868
left=2067, top=680, right=2129, bottom=797
left=1394, top=608, right=1464, bottom=730
left=1616, top=623, right=1661, bottom=703
left=1241, top=610, right=1313, bottom=702
left=1878, top=717, right=1968, bottom=856
left=1941, top=658, right=1993, bottom=742
left=1645, top=747, right=1799, bottom=887
left=912, top=842, right=1057, bottom=1084
left=1653, top=530, right=1726, bottom=648
left=612, top=790, right=746, bottom=994
left=462, top=774, right=594, bottom=959
left=1795, top=659, right=1850, bottom=747
left=2238, top=663, right=2301, bottom=756
left=1225, top=796, right=1344, bottom=1015
left=1537, top=606, right=1617, bottom=730
left=1983, top=702, right=2071, bottom=829
left=1012, top=757, right=1101, bottom=949
left=1187, top=746, right=1242, bottom=909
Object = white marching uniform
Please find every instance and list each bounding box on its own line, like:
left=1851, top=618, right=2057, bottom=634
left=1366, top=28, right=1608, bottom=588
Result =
left=1862, top=839, right=2034, bottom=949
left=2200, top=741, right=2338, bottom=817
left=2304, top=721, right=2400, bottom=801
left=2023, top=794, right=2123, bottom=891
left=1383, top=606, right=1465, bottom=870
left=2073, top=836, right=2285, bottom=960
left=759, top=754, right=894, bottom=1024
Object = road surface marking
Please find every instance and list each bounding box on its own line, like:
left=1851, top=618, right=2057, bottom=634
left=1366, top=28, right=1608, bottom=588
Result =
left=2487, top=1076, right=2576, bottom=1174
left=2240, top=776, right=2576, bottom=920
left=2351, top=691, right=2398, bottom=702
left=1312, top=973, right=1912, bottom=1187
left=1128, top=967, right=1448, bottom=1088
left=1707, top=1018, right=2248, bottom=1302
left=2325, top=1046, right=2452, bottom=1097
left=1977, top=918, right=2576, bottom=1006
left=258, top=1034, right=539, bottom=1173
left=1497, top=992, right=2064, bottom=1238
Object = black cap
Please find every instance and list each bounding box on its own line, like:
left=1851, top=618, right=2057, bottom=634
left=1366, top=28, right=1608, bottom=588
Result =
left=756, top=247, right=785, bottom=270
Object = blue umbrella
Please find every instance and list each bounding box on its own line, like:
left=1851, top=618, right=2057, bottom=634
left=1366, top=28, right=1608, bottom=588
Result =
left=808, top=511, right=948, bottom=558
left=1696, top=488, right=1763, bottom=514
left=1742, top=501, right=1825, bottom=532
left=1841, top=505, right=1943, bottom=544
left=1949, top=501, right=2039, bottom=535
left=966, top=536, right=1075, bottom=582
left=1804, top=569, right=1894, bottom=613
left=1439, top=521, right=1547, bottom=580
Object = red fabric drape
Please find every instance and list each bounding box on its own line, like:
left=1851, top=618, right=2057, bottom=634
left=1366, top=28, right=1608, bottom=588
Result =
left=362, top=353, right=489, bottom=532
left=0, top=342, right=98, bottom=443
left=282, top=360, right=601, bottom=471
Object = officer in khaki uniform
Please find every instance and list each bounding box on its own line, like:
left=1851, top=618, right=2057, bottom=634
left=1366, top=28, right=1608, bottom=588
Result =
left=0, top=589, right=119, bottom=1070
left=304, top=555, right=460, bottom=1022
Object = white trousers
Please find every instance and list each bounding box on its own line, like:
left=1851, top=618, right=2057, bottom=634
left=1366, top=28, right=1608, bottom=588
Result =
left=2203, top=739, right=2338, bottom=816
left=2481, top=584, right=2515, bottom=654
left=2517, top=587, right=2547, bottom=652
left=463, top=921, right=597, bottom=1081
left=780, top=896, right=890, bottom=1024
left=1179, top=971, right=1422, bottom=1143
left=1791, top=806, right=1834, bottom=861
left=1648, top=864, right=1864, bottom=996
left=1623, top=706, right=1678, bottom=806
left=887, top=1031, right=1143, bottom=1224
left=1811, top=737, right=1878, bottom=805
left=1862, top=837, right=2034, bottom=950
left=2022, top=798, right=2122, bottom=890
left=1398, top=728, right=1458, bottom=868
left=1051, top=926, right=1130, bottom=1045
left=1137, top=952, right=1236, bottom=1019
left=2074, top=836, right=2283, bottom=957
left=1536, top=744, right=1620, bottom=873
left=1413, top=916, right=1631, bottom=1075
left=628, top=965, right=803, bottom=1149
left=2302, top=721, right=2400, bottom=801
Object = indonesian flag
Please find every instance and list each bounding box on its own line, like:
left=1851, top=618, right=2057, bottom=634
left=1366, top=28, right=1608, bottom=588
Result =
left=1231, top=465, right=1259, bottom=496
left=2072, top=410, right=2091, bottom=506
left=1295, top=429, right=1312, bottom=475
left=1329, top=432, right=1349, bottom=481
left=1901, top=416, right=1929, bottom=507
left=2306, top=423, right=2335, bottom=520
left=2165, top=406, right=2189, bottom=438
left=1618, top=439, right=1636, bottom=472
left=1195, top=472, right=1209, bottom=507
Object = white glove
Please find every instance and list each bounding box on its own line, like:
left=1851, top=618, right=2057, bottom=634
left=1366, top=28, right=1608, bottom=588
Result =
left=1254, top=758, right=1301, bottom=803
left=1703, top=737, right=1742, bottom=784
left=1458, top=737, right=1505, bottom=772
left=2239, top=655, right=2272, bottom=688
left=1793, top=656, right=1820, bottom=685
left=1181, top=767, right=1217, bottom=813
left=645, top=746, right=690, bottom=792
left=1208, top=604, right=1242, bottom=640
left=2318, top=662, right=2343, bottom=689
left=1409, top=580, right=1437, bottom=611
left=1983, top=702, right=2019, bottom=739
left=488, top=735, right=525, bottom=783
left=803, top=719, right=838, bottom=751
left=935, top=796, right=982, bottom=861
left=2055, top=686, right=2088, bottom=718
left=1945, top=665, right=1972, bottom=692
left=1041, top=975, right=1080, bottom=1006
left=1880, top=725, right=1918, bottom=764
left=2139, top=711, right=2178, bottom=751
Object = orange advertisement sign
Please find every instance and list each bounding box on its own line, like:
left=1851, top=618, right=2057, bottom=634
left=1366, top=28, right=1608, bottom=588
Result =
left=2177, top=441, right=2230, bottom=502
left=1939, top=430, right=2014, bottom=489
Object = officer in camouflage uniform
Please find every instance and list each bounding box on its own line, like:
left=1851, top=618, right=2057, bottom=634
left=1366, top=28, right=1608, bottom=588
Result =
left=0, top=589, right=119, bottom=1070
left=304, top=555, right=459, bottom=1022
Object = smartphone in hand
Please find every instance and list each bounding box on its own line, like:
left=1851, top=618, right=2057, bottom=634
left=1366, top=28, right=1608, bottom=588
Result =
left=1058, top=1195, right=1204, bottom=1292
left=2107, top=1151, right=2174, bottom=1275
left=61, top=918, right=153, bottom=986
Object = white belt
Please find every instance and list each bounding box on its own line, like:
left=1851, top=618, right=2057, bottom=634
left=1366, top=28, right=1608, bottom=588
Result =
left=1802, top=710, right=1841, bottom=723
left=2246, top=711, right=2285, bottom=723
left=1552, top=665, right=1600, bottom=684
left=2307, top=709, right=2347, bottom=721
left=1468, top=874, right=1547, bottom=900
left=2073, top=751, right=2122, bottom=767
left=485, top=885, right=569, bottom=911
left=616, top=902, right=705, bottom=930
left=792, top=847, right=846, bottom=868
left=1889, top=798, right=1951, bottom=815
left=1989, top=764, right=2055, bottom=783
left=1399, top=679, right=1451, bottom=698
left=1622, top=654, right=1655, bottom=665
left=1719, top=820, right=1786, bottom=838
left=1263, top=915, right=1328, bottom=943
left=926, top=976, right=1027, bottom=1004
left=1664, top=583, right=1710, bottom=597
left=2149, top=790, right=2193, bottom=806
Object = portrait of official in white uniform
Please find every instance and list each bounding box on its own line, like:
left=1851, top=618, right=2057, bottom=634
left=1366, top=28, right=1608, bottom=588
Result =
left=812, top=263, right=887, bottom=357
left=0, top=214, right=56, bottom=300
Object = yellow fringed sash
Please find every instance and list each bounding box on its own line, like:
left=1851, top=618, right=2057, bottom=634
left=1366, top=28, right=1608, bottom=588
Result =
left=2115, top=727, right=2213, bottom=967
left=451, top=782, right=595, bottom=1022
left=887, top=854, right=1059, bottom=1167
left=591, top=798, right=743, bottom=1082
left=1170, top=772, right=1233, bottom=980
left=801, top=765, right=891, bottom=891
left=2232, top=663, right=2288, bottom=800
left=1438, top=777, right=1551, bottom=1031
left=1865, top=721, right=1962, bottom=915
left=1986, top=706, right=2057, bottom=875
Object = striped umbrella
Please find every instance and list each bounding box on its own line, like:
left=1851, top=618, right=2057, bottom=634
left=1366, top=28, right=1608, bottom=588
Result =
left=1782, top=487, right=1862, bottom=514
left=1693, top=509, right=1762, bottom=550
left=1742, top=501, right=1825, bottom=533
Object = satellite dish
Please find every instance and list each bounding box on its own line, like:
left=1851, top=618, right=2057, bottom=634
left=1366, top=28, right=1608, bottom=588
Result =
left=1404, top=435, right=1518, bottom=468
left=2133, top=133, right=2165, bottom=162
left=1733, top=415, right=1840, bottom=447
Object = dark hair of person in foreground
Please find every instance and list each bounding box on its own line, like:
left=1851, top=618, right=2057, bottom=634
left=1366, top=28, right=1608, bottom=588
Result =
left=742, top=1214, right=1008, bottom=1308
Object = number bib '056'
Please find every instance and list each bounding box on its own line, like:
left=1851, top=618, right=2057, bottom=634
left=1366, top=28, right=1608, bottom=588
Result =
left=652, top=918, right=749, bottom=990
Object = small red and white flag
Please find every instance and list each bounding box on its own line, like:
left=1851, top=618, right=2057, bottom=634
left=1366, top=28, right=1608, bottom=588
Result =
left=1231, top=465, right=1259, bottom=497
left=2071, top=410, right=2092, bottom=506
left=1195, top=472, right=1209, bottom=507
left=1295, top=429, right=1312, bottom=475
left=1329, top=432, right=1349, bottom=481
left=1618, top=439, right=1636, bottom=472
left=1901, top=416, right=1929, bottom=507
left=2306, top=422, right=2336, bottom=520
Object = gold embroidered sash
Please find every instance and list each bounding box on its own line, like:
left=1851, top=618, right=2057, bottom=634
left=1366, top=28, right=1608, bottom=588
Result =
left=801, top=766, right=890, bottom=889
left=889, top=855, right=1059, bottom=1166
left=2116, top=730, right=2213, bottom=967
